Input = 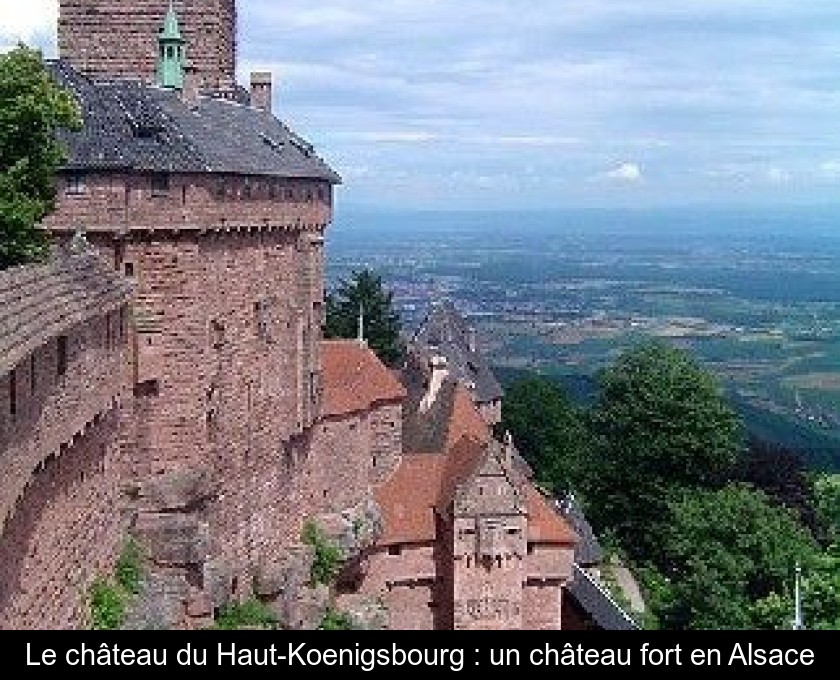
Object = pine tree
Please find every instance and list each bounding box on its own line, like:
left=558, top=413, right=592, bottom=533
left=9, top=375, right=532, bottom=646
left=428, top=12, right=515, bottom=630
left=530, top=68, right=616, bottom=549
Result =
left=324, top=269, right=404, bottom=367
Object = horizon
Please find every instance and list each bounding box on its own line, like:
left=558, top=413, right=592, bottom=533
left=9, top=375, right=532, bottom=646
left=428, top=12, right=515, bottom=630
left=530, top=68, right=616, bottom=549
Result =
left=4, top=2, right=840, bottom=212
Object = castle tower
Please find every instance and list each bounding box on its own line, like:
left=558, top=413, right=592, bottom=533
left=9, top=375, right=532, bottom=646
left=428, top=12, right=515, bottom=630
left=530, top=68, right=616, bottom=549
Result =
left=58, top=0, right=237, bottom=92
left=157, top=3, right=185, bottom=90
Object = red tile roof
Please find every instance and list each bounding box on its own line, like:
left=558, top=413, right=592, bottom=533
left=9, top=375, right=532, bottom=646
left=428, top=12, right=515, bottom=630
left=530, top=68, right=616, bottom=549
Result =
left=375, top=384, right=576, bottom=547
left=320, top=340, right=407, bottom=418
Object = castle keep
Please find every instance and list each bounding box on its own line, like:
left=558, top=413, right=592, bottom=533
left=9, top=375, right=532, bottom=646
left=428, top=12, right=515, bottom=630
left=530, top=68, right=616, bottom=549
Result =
left=59, top=0, right=237, bottom=94
left=0, top=2, right=635, bottom=630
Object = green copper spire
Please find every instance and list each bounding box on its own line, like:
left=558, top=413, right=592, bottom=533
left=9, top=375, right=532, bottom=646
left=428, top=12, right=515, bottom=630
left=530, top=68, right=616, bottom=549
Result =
left=157, top=1, right=185, bottom=89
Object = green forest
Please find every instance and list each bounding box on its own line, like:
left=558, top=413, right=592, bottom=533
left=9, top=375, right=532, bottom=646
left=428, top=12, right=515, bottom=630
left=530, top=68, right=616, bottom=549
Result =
left=501, top=341, right=840, bottom=630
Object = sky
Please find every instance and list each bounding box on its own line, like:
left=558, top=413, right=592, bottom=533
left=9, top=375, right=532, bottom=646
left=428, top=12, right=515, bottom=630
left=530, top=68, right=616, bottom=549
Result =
left=3, top=1, right=840, bottom=210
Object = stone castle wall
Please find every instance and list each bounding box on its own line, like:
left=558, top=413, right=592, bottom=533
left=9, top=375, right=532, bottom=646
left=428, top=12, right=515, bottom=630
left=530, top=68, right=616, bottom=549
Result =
left=86, top=225, right=325, bottom=591
left=58, top=0, right=237, bottom=92
left=0, top=301, right=130, bottom=629
left=41, top=172, right=333, bottom=235
left=339, top=544, right=439, bottom=630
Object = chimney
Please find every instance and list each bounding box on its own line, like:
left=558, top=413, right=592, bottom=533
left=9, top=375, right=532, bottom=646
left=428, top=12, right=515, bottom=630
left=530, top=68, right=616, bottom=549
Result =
left=250, top=71, right=273, bottom=113
left=503, top=430, right=515, bottom=469
left=181, top=63, right=201, bottom=108
left=419, top=355, right=449, bottom=413
left=468, top=327, right=477, bottom=353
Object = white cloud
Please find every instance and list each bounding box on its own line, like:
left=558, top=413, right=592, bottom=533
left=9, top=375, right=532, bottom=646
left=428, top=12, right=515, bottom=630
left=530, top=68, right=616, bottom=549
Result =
left=0, top=1, right=57, bottom=52
left=765, top=167, right=792, bottom=184
left=818, top=161, right=840, bottom=179
left=342, top=131, right=439, bottom=143
left=603, top=163, right=644, bottom=182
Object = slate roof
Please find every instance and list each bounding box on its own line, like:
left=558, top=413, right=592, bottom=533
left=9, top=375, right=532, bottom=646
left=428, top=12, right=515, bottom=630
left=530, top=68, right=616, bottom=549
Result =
left=47, top=60, right=340, bottom=182
left=410, top=299, right=503, bottom=404
left=557, top=493, right=604, bottom=567
left=565, top=564, right=640, bottom=631
left=0, top=236, right=132, bottom=377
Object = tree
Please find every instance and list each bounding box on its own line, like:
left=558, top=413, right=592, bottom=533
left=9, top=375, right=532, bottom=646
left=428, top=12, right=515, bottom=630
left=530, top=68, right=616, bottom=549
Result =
left=734, top=437, right=821, bottom=539
left=1, top=46, right=80, bottom=269
left=500, top=375, right=592, bottom=497
left=587, top=341, right=742, bottom=557
left=651, top=484, right=818, bottom=630
left=324, top=268, right=404, bottom=367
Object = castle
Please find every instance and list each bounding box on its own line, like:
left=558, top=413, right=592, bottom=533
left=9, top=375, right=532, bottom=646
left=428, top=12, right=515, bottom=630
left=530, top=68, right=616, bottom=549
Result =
left=0, top=1, right=635, bottom=630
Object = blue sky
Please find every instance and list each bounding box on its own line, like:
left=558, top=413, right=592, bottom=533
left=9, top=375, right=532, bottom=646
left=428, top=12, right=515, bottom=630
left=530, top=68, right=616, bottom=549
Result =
left=3, top=1, right=840, bottom=210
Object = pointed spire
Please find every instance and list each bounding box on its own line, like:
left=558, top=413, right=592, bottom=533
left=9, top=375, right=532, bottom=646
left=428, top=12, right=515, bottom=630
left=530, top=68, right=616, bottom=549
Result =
left=357, top=303, right=365, bottom=344
left=157, top=1, right=186, bottom=89
left=793, top=563, right=805, bottom=630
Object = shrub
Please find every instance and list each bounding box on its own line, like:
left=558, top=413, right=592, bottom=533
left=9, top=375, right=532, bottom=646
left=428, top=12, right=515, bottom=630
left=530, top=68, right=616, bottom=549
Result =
left=319, top=608, right=356, bottom=630
left=302, top=521, right=342, bottom=586
left=89, top=578, right=126, bottom=630
left=215, top=598, right=279, bottom=630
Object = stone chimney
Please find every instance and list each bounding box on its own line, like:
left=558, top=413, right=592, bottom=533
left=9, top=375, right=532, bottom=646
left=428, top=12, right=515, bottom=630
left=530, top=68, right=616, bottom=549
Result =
left=419, top=355, right=449, bottom=413
left=250, top=71, right=273, bottom=113
left=181, top=63, right=202, bottom=108
left=503, top=431, right=515, bottom=470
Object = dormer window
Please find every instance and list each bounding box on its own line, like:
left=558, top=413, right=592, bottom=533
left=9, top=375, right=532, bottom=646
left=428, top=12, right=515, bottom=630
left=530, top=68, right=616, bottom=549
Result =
left=151, top=173, right=170, bottom=197
left=65, top=173, right=86, bottom=196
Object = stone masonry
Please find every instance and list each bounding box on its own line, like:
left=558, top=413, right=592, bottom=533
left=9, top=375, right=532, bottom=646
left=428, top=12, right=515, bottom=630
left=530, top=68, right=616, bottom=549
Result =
left=58, top=0, right=237, bottom=93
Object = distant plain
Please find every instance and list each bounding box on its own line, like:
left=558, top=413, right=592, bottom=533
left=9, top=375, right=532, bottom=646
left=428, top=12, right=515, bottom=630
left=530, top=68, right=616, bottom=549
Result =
left=327, top=207, right=840, bottom=470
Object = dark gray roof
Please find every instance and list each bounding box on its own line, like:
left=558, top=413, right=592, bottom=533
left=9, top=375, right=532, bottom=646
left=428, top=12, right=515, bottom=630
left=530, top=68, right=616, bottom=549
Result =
left=401, top=373, right=459, bottom=455
left=558, top=493, right=603, bottom=566
left=411, top=299, right=503, bottom=404
left=565, top=564, right=639, bottom=631
left=0, top=235, right=132, bottom=376
left=47, top=60, right=340, bottom=183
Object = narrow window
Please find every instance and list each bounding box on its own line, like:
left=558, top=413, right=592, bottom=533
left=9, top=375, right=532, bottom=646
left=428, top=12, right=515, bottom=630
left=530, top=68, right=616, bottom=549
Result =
left=151, top=173, right=170, bottom=197
left=65, top=173, right=86, bottom=196
left=9, top=368, right=17, bottom=417
left=57, top=336, right=68, bottom=377
left=124, top=262, right=135, bottom=278
left=210, top=319, right=226, bottom=349
left=134, top=379, right=160, bottom=398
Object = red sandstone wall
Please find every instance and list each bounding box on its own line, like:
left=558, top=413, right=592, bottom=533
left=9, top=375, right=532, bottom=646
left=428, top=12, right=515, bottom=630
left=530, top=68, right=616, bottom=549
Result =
left=58, top=0, right=237, bottom=92
left=0, top=313, right=129, bottom=532
left=44, top=166, right=335, bottom=602
left=0, top=311, right=129, bottom=629
left=526, top=544, right=574, bottom=582
left=522, top=582, right=562, bottom=630
left=338, top=545, right=438, bottom=630
left=103, top=227, right=325, bottom=585
left=42, top=173, right=333, bottom=235
left=452, top=553, right=525, bottom=630
left=368, top=403, right=402, bottom=485
left=0, top=410, right=126, bottom=629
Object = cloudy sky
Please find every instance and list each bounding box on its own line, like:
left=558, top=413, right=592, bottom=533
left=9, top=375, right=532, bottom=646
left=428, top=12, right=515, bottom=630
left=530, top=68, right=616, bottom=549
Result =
left=3, top=1, right=840, bottom=210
